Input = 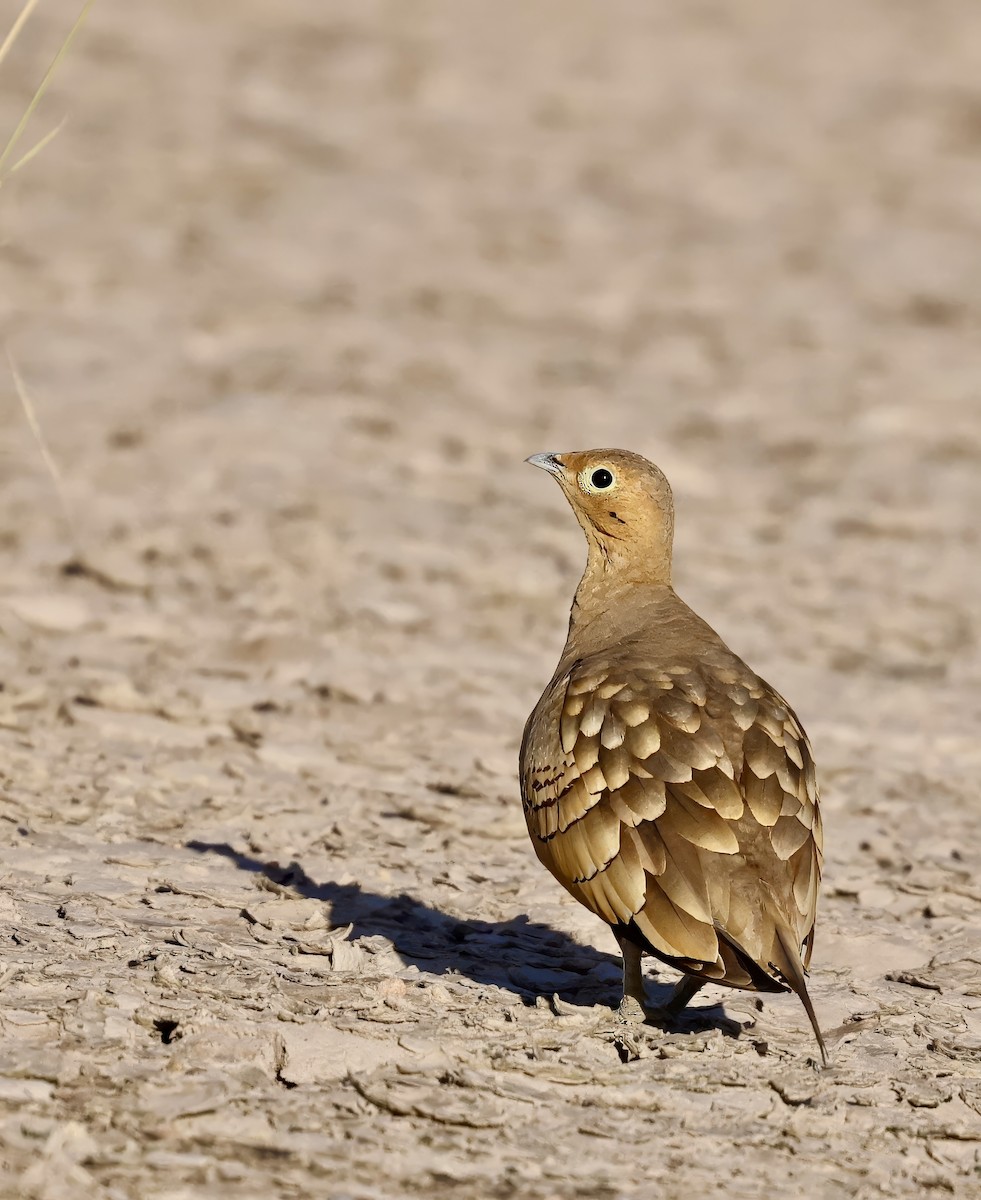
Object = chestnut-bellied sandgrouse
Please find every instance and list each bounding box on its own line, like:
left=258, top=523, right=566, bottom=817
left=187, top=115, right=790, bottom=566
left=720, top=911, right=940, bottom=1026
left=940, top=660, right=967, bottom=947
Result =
left=519, top=449, right=826, bottom=1064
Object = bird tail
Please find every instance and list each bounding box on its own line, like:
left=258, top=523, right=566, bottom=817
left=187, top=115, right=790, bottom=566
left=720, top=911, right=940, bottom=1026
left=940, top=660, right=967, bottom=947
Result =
left=770, top=923, right=828, bottom=1067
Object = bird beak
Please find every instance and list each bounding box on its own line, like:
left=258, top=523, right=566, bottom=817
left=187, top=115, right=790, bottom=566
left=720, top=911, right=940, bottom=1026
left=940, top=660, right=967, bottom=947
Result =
left=525, top=452, right=565, bottom=477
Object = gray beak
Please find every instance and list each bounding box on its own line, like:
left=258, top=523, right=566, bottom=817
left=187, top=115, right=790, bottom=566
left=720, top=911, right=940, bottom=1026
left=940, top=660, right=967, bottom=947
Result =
left=525, top=452, right=564, bottom=477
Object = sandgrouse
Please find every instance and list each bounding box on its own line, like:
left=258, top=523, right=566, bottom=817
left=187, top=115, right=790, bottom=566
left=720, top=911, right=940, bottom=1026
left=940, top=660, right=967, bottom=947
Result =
left=519, top=449, right=826, bottom=1063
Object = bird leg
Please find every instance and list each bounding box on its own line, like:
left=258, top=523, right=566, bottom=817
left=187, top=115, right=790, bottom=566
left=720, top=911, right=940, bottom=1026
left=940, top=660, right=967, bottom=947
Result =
left=615, top=935, right=707, bottom=1025
left=615, top=935, right=651, bottom=1022
left=663, top=974, right=705, bottom=1017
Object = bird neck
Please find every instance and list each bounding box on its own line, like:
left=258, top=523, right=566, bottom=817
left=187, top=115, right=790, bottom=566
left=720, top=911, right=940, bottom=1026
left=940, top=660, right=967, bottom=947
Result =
left=578, top=513, right=673, bottom=585
left=566, top=543, right=676, bottom=654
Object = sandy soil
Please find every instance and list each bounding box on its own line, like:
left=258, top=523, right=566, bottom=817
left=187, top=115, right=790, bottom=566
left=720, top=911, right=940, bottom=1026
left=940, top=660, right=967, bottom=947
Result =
left=0, top=1, right=980, bottom=1196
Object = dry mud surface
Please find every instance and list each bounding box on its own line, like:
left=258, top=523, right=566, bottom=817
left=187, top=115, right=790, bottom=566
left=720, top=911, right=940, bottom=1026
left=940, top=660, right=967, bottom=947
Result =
left=1, top=2, right=980, bottom=1197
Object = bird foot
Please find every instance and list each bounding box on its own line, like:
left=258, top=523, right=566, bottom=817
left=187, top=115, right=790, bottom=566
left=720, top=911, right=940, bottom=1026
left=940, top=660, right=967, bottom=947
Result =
left=616, top=995, right=657, bottom=1025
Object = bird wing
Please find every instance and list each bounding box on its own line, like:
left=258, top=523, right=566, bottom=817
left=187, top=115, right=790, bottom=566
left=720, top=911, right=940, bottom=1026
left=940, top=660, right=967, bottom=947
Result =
left=520, top=655, right=822, bottom=985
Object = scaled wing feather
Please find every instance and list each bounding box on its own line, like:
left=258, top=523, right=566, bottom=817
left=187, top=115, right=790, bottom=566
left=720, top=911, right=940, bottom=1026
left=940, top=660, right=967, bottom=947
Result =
left=520, top=657, right=823, bottom=989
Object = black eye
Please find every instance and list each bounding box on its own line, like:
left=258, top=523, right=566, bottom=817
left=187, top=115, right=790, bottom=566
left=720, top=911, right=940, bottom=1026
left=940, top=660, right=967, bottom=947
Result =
left=590, top=468, right=614, bottom=490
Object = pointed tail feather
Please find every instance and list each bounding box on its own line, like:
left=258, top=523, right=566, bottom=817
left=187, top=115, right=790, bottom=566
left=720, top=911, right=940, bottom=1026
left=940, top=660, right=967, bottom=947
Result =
left=771, top=924, right=828, bottom=1067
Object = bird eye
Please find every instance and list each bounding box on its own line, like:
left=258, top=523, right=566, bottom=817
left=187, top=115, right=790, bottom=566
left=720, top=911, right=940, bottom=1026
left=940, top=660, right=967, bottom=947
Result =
left=583, top=467, right=615, bottom=492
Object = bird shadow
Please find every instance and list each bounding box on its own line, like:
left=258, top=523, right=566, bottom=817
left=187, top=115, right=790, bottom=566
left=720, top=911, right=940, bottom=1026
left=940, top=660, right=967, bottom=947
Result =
left=186, top=840, right=742, bottom=1038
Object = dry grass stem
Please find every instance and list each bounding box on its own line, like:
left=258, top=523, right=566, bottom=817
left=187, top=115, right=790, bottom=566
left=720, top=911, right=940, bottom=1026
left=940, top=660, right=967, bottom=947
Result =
left=0, top=0, right=41, bottom=72
left=5, top=346, right=79, bottom=553
left=0, top=0, right=96, bottom=181
left=2, top=2, right=95, bottom=560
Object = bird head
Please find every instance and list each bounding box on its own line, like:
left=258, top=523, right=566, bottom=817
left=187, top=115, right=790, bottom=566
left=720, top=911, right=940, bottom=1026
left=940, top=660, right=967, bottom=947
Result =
left=526, top=448, right=675, bottom=582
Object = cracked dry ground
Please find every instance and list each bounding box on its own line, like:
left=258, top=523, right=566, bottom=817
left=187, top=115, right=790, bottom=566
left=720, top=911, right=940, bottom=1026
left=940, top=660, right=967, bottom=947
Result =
left=1, top=1, right=980, bottom=1197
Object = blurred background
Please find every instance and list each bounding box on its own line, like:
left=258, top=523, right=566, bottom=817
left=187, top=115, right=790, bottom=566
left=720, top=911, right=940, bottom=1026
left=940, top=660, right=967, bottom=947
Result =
left=1, top=2, right=980, bottom=1197
left=1, top=2, right=979, bottom=682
